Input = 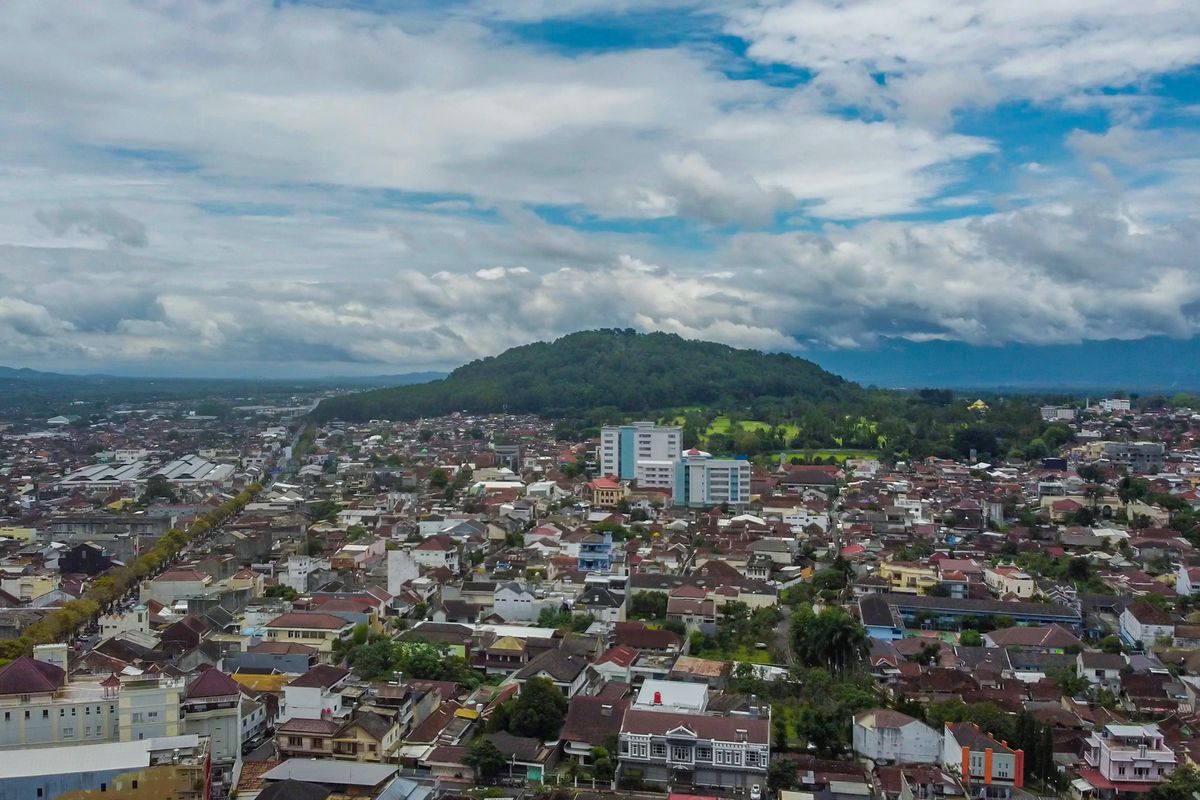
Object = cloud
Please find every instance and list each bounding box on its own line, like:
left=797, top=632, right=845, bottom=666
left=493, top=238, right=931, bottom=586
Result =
left=34, top=205, right=148, bottom=248
left=729, top=0, right=1200, bottom=118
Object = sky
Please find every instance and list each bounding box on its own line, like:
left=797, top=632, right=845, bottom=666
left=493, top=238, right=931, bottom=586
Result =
left=1, top=0, right=1198, bottom=379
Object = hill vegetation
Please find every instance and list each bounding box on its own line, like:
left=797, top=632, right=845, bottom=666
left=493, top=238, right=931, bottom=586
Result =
left=312, top=329, right=1098, bottom=465
left=312, top=329, right=859, bottom=423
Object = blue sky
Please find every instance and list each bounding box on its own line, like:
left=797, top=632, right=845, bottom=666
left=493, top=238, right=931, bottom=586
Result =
left=0, top=0, right=1198, bottom=378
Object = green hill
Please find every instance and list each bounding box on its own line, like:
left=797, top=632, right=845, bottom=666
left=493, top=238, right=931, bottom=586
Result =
left=311, top=329, right=860, bottom=422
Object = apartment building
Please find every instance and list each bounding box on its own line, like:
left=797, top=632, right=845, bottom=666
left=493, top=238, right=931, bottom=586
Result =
left=0, top=648, right=181, bottom=749
left=601, top=422, right=682, bottom=487
left=262, top=611, right=356, bottom=661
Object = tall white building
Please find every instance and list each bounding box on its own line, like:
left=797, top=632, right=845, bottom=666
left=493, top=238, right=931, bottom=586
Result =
left=600, top=422, right=682, bottom=488
left=673, top=449, right=751, bottom=508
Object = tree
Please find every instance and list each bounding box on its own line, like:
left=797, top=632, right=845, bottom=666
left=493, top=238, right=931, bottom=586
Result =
left=767, top=759, right=798, bottom=792
left=1098, top=634, right=1124, bottom=654
left=1148, top=766, right=1200, bottom=800
left=791, top=607, right=869, bottom=673
left=959, top=629, right=983, bottom=647
left=507, top=677, right=568, bottom=740
left=591, top=746, right=615, bottom=782
left=464, top=737, right=507, bottom=783
left=139, top=474, right=178, bottom=505
left=348, top=640, right=394, bottom=680
left=429, top=468, right=449, bottom=489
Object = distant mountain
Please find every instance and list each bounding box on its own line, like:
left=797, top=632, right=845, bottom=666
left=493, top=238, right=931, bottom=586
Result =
left=807, top=336, right=1200, bottom=391
left=312, top=329, right=859, bottom=422
left=318, top=371, right=447, bottom=388
left=0, top=365, right=74, bottom=381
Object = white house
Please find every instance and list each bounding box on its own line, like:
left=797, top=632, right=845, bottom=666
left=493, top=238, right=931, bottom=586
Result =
left=1176, top=564, right=1200, bottom=596
left=280, top=664, right=352, bottom=723
left=493, top=582, right=542, bottom=622
left=1084, top=724, right=1176, bottom=787
left=1077, top=651, right=1126, bottom=693
left=412, top=534, right=459, bottom=572
left=1119, top=602, right=1176, bottom=651
left=853, top=709, right=942, bottom=765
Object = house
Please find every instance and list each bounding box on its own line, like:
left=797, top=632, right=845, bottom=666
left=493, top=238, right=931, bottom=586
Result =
left=575, top=585, right=625, bottom=623
left=853, top=709, right=942, bottom=765
left=332, top=711, right=400, bottom=762
left=513, top=650, right=592, bottom=697
left=983, top=624, right=1082, bottom=652
left=878, top=562, right=939, bottom=595
left=617, top=707, right=770, bottom=791
left=593, top=645, right=638, bottom=684
left=1077, top=651, right=1126, bottom=693
left=578, top=532, right=614, bottom=572
left=1175, top=564, right=1200, bottom=596
left=667, top=595, right=718, bottom=636
left=984, top=566, right=1035, bottom=599
left=262, top=612, right=356, bottom=661
left=412, top=535, right=460, bottom=572
left=942, top=722, right=1022, bottom=798
left=561, top=691, right=631, bottom=765
left=1081, top=723, right=1176, bottom=795
left=493, top=582, right=540, bottom=623
left=1119, top=602, right=1175, bottom=651
left=586, top=477, right=626, bottom=508
left=281, top=664, right=352, bottom=723
left=276, top=716, right=340, bottom=759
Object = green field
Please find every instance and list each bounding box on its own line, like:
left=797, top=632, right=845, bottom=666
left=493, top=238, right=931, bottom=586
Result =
left=705, top=416, right=800, bottom=440
left=770, top=449, right=880, bottom=464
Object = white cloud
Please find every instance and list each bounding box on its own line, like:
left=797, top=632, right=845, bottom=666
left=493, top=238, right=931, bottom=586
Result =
left=730, top=0, right=1200, bottom=118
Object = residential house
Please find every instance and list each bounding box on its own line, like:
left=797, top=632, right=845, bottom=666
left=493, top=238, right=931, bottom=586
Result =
left=942, top=722, right=1022, bottom=799
left=262, top=612, right=355, bottom=661
left=281, top=664, right=352, bottom=723
left=1082, top=723, right=1176, bottom=795
left=1119, top=602, right=1176, bottom=651
left=853, top=709, right=943, bottom=765
left=1077, top=652, right=1126, bottom=693
left=513, top=650, right=592, bottom=697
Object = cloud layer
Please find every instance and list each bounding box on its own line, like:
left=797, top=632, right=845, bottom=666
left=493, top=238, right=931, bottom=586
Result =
left=0, top=0, right=1197, bottom=375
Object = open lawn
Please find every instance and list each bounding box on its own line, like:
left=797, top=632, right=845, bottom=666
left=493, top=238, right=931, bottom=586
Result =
left=771, top=449, right=880, bottom=464
left=698, top=644, right=773, bottom=664
left=705, top=416, right=800, bottom=440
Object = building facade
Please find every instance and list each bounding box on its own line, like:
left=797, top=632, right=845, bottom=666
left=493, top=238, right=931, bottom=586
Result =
left=618, top=707, right=770, bottom=791
left=673, top=450, right=752, bottom=508
left=601, top=423, right=682, bottom=487
left=1083, top=724, right=1176, bottom=791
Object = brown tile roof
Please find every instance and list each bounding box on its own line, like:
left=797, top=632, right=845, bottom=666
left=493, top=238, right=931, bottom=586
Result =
left=0, top=656, right=64, bottom=696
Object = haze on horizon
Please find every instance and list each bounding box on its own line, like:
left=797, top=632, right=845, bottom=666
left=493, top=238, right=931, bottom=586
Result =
left=1, top=1, right=1198, bottom=379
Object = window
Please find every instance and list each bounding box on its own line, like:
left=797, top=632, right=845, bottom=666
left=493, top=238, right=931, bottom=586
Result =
left=697, top=746, right=712, bottom=761
left=42, top=710, right=48, bottom=719
left=746, top=750, right=760, bottom=767
left=651, top=742, right=666, bottom=758
left=63, top=727, right=74, bottom=738
left=671, top=745, right=691, bottom=762
left=132, top=781, right=138, bottom=790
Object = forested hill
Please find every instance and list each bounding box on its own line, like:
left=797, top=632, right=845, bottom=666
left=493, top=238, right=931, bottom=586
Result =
left=311, top=329, right=861, bottom=422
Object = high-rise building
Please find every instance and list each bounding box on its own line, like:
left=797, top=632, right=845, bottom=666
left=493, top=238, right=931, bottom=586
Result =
left=600, top=422, right=682, bottom=487
left=673, top=449, right=751, bottom=508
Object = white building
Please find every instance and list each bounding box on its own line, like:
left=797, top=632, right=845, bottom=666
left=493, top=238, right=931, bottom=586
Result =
left=1084, top=724, right=1176, bottom=786
left=600, top=422, right=682, bottom=487
left=1097, top=398, right=1132, bottom=413
left=853, top=709, right=942, bottom=765
left=280, top=665, right=351, bottom=723
left=493, top=582, right=542, bottom=622
left=387, top=548, right=420, bottom=596
left=673, top=449, right=752, bottom=508
left=1119, top=602, right=1176, bottom=651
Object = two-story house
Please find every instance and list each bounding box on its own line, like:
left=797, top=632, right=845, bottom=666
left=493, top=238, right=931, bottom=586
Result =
left=493, top=582, right=540, bottom=622
left=984, top=566, right=1035, bottom=599
left=1119, top=602, right=1176, bottom=651
left=1077, top=651, right=1126, bottom=693
left=413, top=535, right=460, bottom=573
left=853, top=709, right=942, bottom=765
left=280, top=664, right=351, bottom=723
left=943, top=722, right=1022, bottom=799
left=578, top=532, right=614, bottom=572
left=262, top=612, right=355, bottom=661
left=181, top=669, right=242, bottom=786
left=618, top=708, right=770, bottom=792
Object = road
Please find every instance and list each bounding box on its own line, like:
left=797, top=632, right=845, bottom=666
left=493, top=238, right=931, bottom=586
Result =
left=243, top=738, right=276, bottom=762
left=773, top=603, right=795, bottom=666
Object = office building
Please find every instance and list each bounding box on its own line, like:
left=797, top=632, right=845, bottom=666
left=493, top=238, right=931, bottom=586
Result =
left=600, top=422, right=682, bottom=487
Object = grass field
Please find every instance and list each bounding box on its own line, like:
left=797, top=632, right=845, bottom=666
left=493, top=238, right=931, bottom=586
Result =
left=770, top=449, right=880, bottom=464
left=705, top=416, right=800, bottom=440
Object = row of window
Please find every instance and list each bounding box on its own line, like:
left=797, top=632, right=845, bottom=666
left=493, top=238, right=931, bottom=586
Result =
left=3, top=704, right=118, bottom=722
left=622, top=739, right=765, bottom=767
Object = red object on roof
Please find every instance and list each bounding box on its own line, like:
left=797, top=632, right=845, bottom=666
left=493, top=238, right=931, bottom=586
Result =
left=597, top=644, right=638, bottom=668
left=588, top=477, right=622, bottom=490
left=840, top=544, right=866, bottom=556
